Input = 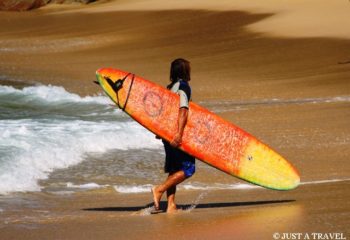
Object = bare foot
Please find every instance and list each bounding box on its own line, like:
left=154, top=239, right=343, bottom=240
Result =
left=151, top=186, right=162, bottom=210
left=166, top=203, right=179, bottom=214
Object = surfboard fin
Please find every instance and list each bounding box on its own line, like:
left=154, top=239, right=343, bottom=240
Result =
left=93, top=81, right=100, bottom=85
left=106, top=77, right=124, bottom=93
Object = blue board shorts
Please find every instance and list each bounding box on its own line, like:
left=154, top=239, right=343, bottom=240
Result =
left=163, top=140, right=195, bottom=178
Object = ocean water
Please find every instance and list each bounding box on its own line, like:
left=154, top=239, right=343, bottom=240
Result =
left=0, top=83, right=256, bottom=196
left=0, top=83, right=164, bottom=195
left=1, top=83, right=349, bottom=196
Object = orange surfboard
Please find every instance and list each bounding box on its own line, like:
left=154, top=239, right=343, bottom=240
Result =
left=95, top=68, right=300, bottom=190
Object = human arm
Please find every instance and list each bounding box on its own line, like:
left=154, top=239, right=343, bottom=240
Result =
left=170, top=107, right=188, bottom=147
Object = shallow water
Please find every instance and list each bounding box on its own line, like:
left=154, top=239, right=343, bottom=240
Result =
left=0, top=83, right=161, bottom=194
left=0, top=82, right=349, bottom=238
left=1, top=82, right=349, bottom=197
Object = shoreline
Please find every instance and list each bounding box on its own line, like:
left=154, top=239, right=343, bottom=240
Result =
left=1, top=1, right=349, bottom=239
left=1, top=181, right=349, bottom=240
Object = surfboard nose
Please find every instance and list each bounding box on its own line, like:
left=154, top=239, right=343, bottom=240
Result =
left=289, top=168, right=301, bottom=189
left=239, top=140, right=301, bottom=190
left=278, top=167, right=300, bottom=190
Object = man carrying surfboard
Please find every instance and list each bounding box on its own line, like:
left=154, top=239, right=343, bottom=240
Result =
left=96, top=62, right=300, bottom=209
left=152, top=58, right=195, bottom=213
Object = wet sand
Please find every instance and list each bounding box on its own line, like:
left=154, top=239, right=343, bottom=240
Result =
left=1, top=181, right=349, bottom=240
left=0, top=0, right=349, bottom=239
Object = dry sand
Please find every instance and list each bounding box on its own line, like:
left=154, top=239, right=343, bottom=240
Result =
left=1, top=1, right=349, bottom=98
left=0, top=0, right=349, bottom=239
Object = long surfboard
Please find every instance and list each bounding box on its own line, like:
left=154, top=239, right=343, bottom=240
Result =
left=95, top=68, right=300, bottom=190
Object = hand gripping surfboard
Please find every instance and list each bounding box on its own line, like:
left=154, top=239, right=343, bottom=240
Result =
left=95, top=68, right=300, bottom=190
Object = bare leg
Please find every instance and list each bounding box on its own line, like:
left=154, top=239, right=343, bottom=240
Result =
left=152, top=170, right=186, bottom=212
left=166, top=185, right=177, bottom=213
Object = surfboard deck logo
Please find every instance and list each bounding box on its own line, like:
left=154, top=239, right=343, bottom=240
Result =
left=95, top=68, right=300, bottom=190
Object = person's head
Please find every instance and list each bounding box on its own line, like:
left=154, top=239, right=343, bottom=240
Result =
left=170, top=58, right=191, bottom=82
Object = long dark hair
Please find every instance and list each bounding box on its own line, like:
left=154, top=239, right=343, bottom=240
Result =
left=169, top=58, right=191, bottom=83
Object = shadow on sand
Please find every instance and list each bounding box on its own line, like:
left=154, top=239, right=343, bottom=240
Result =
left=82, top=200, right=295, bottom=212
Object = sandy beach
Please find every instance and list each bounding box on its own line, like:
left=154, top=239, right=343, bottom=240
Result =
left=0, top=0, right=349, bottom=239
left=1, top=181, right=349, bottom=240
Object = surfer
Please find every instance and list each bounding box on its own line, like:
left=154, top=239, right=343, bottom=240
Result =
left=152, top=58, right=195, bottom=213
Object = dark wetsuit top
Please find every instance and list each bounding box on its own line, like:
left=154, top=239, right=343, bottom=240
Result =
left=163, top=79, right=195, bottom=177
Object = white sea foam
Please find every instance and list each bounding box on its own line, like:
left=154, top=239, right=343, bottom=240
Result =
left=0, top=84, right=111, bottom=105
left=0, top=85, right=162, bottom=195
left=114, top=184, right=154, bottom=193
left=113, top=179, right=350, bottom=194
left=182, top=182, right=260, bottom=190
left=2, top=84, right=348, bottom=195
left=66, top=182, right=108, bottom=189
left=49, top=191, right=75, bottom=196
left=202, top=96, right=350, bottom=113
left=138, top=206, right=157, bottom=216
left=184, top=191, right=209, bottom=212
left=301, top=178, right=350, bottom=185
left=113, top=183, right=259, bottom=194
left=0, top=119, right=161, bottom=195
